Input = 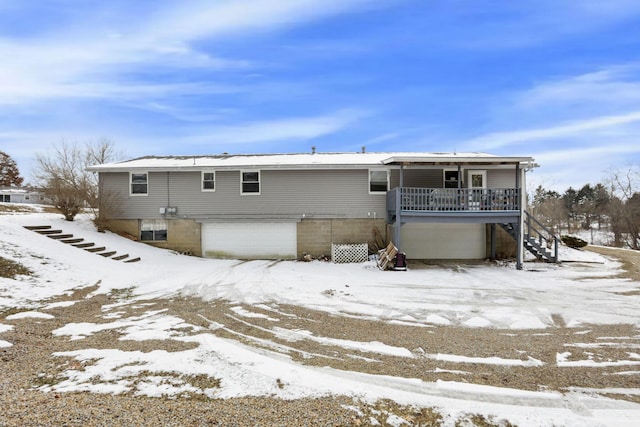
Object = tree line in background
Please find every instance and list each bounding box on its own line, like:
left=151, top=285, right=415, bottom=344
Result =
left=530, top=168, right=640, bottom=250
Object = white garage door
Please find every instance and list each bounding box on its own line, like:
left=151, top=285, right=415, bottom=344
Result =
left=202, top=222, right=297, bottom=259
left=400, top=223, right=485, bottom=259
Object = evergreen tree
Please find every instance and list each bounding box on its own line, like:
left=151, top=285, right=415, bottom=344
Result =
left=0, top=151, right=24, bottom=187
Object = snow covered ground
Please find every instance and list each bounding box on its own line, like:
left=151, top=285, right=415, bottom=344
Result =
left=2, top=208, right=640, bottom=426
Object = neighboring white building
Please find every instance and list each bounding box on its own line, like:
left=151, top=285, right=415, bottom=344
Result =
left=0, top=187, right=48, bottom=204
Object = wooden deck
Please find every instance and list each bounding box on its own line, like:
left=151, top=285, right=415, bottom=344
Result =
left=387, top=187, right=521, bottom=223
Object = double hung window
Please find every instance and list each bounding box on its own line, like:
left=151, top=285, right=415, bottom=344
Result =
left=241, top=171, right=260, bottom=194
left=130, top=172, right=148, bottom=195
left=202, top=171, right=215, bottom=191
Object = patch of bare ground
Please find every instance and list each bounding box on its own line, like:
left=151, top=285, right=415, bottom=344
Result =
left=585, top=245, right=640, bottom=285
left=0, top=256, right=32, bottom=279
left=0, top=204, right=34, bottom=214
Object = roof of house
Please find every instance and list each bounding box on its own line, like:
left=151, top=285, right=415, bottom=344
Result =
left=0, top=187, right=37, bottom=194
left=87, top=152, right=535, bottom=172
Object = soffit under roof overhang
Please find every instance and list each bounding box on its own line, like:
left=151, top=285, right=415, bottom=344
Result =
left=381, top=156, right=534, bottom=166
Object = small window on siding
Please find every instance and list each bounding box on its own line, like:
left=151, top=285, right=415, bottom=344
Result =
left=369, top=170, right=389, bottom=193
left=202, top=171, right=215, bottom=191
left=140, top=219, right=167, bottom=241
left=241, top=171, right=260, bottom=194
left=131, top=173, right=148, bottom=195
left=444, top=169, right=460, bottom=189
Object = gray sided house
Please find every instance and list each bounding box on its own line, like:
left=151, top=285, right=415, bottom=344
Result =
left=88, top=152, right=557, bottom=268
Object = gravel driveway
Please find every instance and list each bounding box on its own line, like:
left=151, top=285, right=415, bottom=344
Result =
left=1, top=247, right=639, bottom=426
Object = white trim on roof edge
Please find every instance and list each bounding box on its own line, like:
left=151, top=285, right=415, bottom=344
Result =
left=87, top=152, right=535, bottom=173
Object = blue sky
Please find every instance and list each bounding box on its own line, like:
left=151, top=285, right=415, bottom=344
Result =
left=2, top=0, right=640, bottom=191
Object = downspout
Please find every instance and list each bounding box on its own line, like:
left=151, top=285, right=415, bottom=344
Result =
left=167, top=172, right=171, bottom=207
left=515, top=163, right=523, bottom=270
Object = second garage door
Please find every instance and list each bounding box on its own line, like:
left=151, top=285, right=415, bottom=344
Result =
left=201, top=222, right=297, bottom=259
left=400, top=223, right=486, bottom=259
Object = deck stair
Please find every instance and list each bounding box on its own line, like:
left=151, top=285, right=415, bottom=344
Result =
left=85, top=246, right=106, bottom=253
left=23, top=225, right=53, bottom=231
left=72, top=242, right=95, bottom=248
left=60, top=238, right=84, bottom=244
left=22, top=225, right=140, bottom=263
left=36, top=229, right=63, bottom=235
left=47, top=234, right=74, bottom=240
left=499, top=211, right=559, bottom=263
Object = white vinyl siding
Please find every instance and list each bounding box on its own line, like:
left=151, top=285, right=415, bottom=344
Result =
left=202, top=222, right=296, bottom=259
left=101, top=169, right=388, bottom=219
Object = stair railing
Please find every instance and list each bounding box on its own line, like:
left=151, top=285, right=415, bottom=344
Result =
left=524, top=211, right=559, bottom=262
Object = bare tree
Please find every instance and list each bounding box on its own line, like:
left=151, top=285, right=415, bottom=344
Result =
left=606, top=166, right=640, bottom=249
left=34, top=139, right=123, bottom=223
left=530, top=185, right=565, bottom=235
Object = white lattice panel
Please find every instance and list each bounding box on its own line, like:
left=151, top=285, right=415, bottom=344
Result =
left=331, top=243, right=368, bottom=263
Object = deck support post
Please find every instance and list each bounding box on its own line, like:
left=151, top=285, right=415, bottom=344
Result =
left=490, top=223, right=496, bottom=261
left=394, top=166, right=404, bottom=251
left=515, top=163, right=523, bottom=270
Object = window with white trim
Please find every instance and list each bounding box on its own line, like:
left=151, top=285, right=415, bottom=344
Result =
left=202, top=171, right=215, bottom=191
left=140, top=219, right=167, bottom=241
left=241, top=171, right=260, bottom=194
left=130, top=172, right=148, bottom=195
left=369, top=170, right=389, bottom=193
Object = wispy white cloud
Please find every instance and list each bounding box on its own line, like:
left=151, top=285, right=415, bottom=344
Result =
left=511, top=66, right=640, bottom=114
left=458, top=63, right=640, bottom=190
left=142, top=0, right=383, bottom=42
left=451, top=1, right=640, bottom=49
left=533, top=142, right=640, bottom=166
left=157, top=1, right=382, bottom=50
left=462, top=111, right=640, bottom=150
left=0, top=1, right=384, bottom=106
left=527, top=142, right=640, bottom=191
left=185, top=109, right=368, bottom=145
